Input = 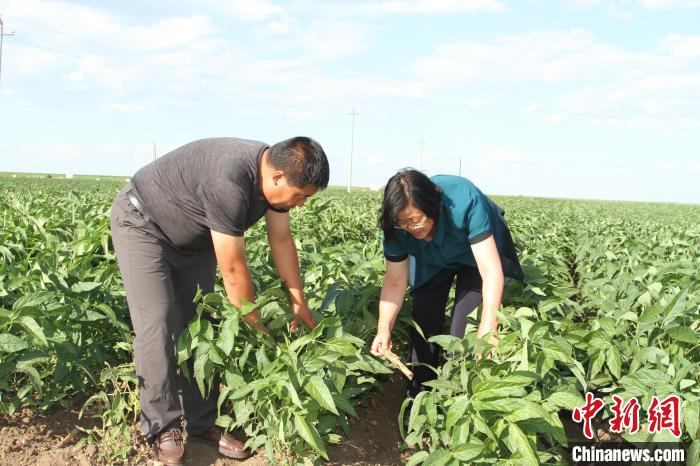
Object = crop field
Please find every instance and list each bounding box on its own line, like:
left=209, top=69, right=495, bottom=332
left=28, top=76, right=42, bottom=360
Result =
left=0, top=178, right=698, bottom=465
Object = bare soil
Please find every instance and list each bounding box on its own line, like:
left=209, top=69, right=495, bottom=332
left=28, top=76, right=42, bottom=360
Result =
left=0, top=375, right=409, bottom=466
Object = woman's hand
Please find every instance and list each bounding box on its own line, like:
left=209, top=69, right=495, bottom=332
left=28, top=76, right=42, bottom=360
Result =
left=476, top=320, right=499, bottom=360
left=370, top=328, right=393, bottom=357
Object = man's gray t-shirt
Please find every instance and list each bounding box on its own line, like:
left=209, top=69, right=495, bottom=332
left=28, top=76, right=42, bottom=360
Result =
left=131, top=137, right=276, bottom=251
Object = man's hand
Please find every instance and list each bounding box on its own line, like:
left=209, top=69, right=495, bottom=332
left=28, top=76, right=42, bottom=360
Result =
left=290, top=303, right=316, bottom=332
left=243, top=311, right=277, bottom=345
left=370, top=328, right=393, bottom=357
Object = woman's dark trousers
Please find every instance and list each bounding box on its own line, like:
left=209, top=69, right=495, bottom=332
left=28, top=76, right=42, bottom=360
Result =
left=407, top=266, right=483, bottom=396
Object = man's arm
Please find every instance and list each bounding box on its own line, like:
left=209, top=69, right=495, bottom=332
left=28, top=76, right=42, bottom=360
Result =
left=471, top=235, right=505, bottom=349
left=264, top=209, right=316, bottom=330
left=210, top=230, right=267, bottom=331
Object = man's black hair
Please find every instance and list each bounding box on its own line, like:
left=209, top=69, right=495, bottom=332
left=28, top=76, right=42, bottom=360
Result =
left=269, top=136, right=330, bottom=189
left=380, top=168, right=442, bottom=242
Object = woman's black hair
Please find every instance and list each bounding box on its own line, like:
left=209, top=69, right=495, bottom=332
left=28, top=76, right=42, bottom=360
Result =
left=380, top=168, right=443, bottom=242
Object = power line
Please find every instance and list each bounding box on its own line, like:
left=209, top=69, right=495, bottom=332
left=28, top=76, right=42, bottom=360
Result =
left=418, top=136, right=425, bottom=170
left=13, top=34, right=221, bottom=95
left=347, top=108, right=359, bottom=193
left=0, top=15, right=15, bottom=87
left=5, top=16, right=262, bottom=102
left=9, top=36, right=265, bottom=107
left=12, top=16, right=142, bottom=59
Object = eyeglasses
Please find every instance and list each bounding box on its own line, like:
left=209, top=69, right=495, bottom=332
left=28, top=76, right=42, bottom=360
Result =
left=394, top=214, right=429, bottom=230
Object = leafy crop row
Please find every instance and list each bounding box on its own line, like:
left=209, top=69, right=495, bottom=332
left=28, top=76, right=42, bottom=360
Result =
left=1, top=179, right=698, bottom=465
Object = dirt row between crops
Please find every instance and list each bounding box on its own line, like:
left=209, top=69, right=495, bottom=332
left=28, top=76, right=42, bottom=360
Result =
left=0, top=374, right=409, bottom=466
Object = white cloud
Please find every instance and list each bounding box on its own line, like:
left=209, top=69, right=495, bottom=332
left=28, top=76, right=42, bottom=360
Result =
left=410, top=29, right=675, bottom=86
left=637, top=0, right=700, bottom=9
left=105, top=102, right=149, bottom=112
left=359, top=151, right=390, bottom=166
left=255, top=19, right=370, bottom=60
left=12, top=45, right=61, bottom=75
left=569, top=0, right=700, bottom=9
left=480, top=148, right=531, bottom=167
left=542, top=112, right=569, bottom=124
left=360, top=0, right=509, bottom=15
left=662, top=34, right=700, bottom=58
left=195, top=0, right=283, bottom=21
left=410, top=29, right=700, bottom=130
left=551, top=73, right=700, bottom=129
left=5, top=0, right=421, bottom=113
left=66, top=70, right=84, bottom=81
left=656, top=162, right=700, bottom=172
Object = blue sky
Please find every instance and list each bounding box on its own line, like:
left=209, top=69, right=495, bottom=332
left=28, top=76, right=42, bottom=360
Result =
left=1, top=0, right=699, bottom=203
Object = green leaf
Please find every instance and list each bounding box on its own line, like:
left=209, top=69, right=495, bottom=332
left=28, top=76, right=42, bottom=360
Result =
left=452, top=440, right=484, bottom=462
left=294, top=414, right=328, bottom=459
left=606, top=345, right=622, bottom=379
left=585, top=330, right=612, bottom=351
left=547, top=391, right=584, bottom=410
left=208, top=346, right=224, bottom=365
left=683, top=402, right=699, bottom=440
left=16, top=361, right=43, bottom=395
left=471, top=382, right=526, bottom=401
left=423, top=379, right=462, bottom=392
left=332, top=394, right=357, bottom=418
left=446, top=395, right=470, bottom=430
left=665, top=326, right=697, bottom=344
left=589, top=350, right=606, bottom=379
left=19, top=317, right=48, bottom=347
left=193, top=353, right=209, bottom=397
left=0, top=333, right=28, bottom=353
left=688, top=440, right=700, bottom=466
left=504, top=423, right=539, bottom=465
left=406, top=451, right=430, bottom=466
left=11, top=291, right=56, bottom=310
left=303, top=375, right=338, bottom=415
left=428, top=335, right=463, bottom=353
left=409, top=392, right=427, bottom=432
left=217, top=318, right=238, bottom=356
left=283, top=382, right=304, bottom=410
left=423, top=449, right=451, bottom=466
left=425, top=396, right=437, bottom=426
left=70, top=281, right=102, bottom=293
left=638, top=304, right=662, bottom=326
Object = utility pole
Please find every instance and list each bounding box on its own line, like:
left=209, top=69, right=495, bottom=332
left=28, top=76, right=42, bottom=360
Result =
left=418, top=136, right=425, bottom=170
left=0, top=16, right=16, bottom=88
left=347, top=108, right=359, bottom=193
left=152, top=140, right=157, bottom=161
left=459, top=157, right=462, bottom=176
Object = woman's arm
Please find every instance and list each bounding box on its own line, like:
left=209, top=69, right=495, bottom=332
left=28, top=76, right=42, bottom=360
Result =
left=471, top=235, right=505, bottom=348
left=370, top=258, right=409, bottom=356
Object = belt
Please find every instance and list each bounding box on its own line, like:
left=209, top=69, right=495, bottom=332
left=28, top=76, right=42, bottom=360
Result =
left=126, top=188, right=150, bottom=222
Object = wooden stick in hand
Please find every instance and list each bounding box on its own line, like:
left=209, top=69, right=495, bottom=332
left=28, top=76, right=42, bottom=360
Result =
left=381, top=348, right=414, bottom=380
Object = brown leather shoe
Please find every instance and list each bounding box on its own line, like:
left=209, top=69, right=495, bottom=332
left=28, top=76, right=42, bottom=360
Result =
left=153, top=427, right=185, bottom=465
left=191, top=426, right=251, bottom=459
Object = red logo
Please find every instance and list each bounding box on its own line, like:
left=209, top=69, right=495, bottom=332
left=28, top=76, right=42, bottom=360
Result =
left=572, top=393, right=682, bottom=438
left=609, top=395, right=641, bottom=434
left=648, top=395, right=682, bottom=438
left=572, top=392, right=605, bottom=439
